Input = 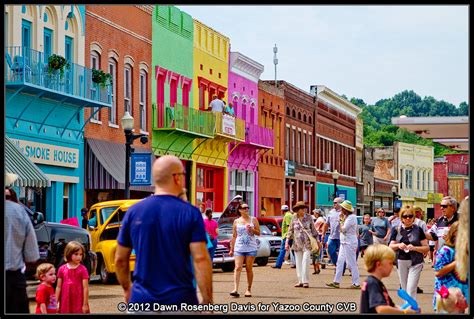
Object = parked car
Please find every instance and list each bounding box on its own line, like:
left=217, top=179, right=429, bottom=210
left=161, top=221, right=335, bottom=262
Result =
left=22, top=205, right=97, bottom=298
left=258, top=225, right=283, bottom=257
left=257, top=216, right=284, bottom=236
left=212, top=241, right=235, bottom=272
left=88, top=199, right=141, bottom=283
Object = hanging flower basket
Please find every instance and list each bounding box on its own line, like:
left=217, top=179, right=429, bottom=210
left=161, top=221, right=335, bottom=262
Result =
left=48, top=54, right=70, bottom=78
left=92, top=69, right=112, bottom=88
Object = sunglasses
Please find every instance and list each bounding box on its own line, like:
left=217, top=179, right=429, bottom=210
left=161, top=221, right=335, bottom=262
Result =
left=440, top=205, right=450, bottom=209
left=402, top=214, right=414, bottom=219
left=240, top=206, right=249, bottom=210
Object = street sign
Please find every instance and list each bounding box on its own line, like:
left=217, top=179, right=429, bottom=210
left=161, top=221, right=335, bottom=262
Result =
left=427, top=193, right=444, bottom=204
left=285, top=160, right=295, bottom=177
left=394, top=199, right=403, bottom=209
left=130, top=152, right=152, bottom=186
left=336, top=190, right=347, bottom=201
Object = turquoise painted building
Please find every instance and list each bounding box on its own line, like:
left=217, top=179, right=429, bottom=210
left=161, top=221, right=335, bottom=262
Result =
left=5, top=5, right=111, bottom=222
left=316, top=182, right=357, bottom=211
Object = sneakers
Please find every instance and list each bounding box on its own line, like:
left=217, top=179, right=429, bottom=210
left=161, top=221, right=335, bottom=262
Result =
left=325, top=282, right=340, bottom=288
left=271, top=265, right=281, bottom=269
left=284, top=260, right=291, bottom=265
left=290, top=265, right=296, bottom=268
left=350, top=284, right=361, bottom=289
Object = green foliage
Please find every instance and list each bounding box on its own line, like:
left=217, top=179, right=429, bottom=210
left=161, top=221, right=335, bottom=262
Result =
left=92, top=69, right=113, bottom=88
left=48, top=54, right=70, bottom=79
left=353, top=89, right=468, bottom=157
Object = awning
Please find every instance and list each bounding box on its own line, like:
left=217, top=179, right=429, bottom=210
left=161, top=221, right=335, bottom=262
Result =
left=85, top=138, right=155, bottom=192
left=5, top=136, right=50, bottom=187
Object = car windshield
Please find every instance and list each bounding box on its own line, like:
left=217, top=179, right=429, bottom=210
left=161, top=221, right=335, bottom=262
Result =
left=259, top=225, right=273, bottom=236
left=100, top=206, right=119, bottom=225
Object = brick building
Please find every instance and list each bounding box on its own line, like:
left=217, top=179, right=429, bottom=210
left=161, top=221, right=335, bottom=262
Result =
left=84, top=5, right=153, bottom=207
left=262, top=80, right=316, bottom=211
left=257, top=81, right=285, bottom=215
left=312, top=85, right=360, bottom=212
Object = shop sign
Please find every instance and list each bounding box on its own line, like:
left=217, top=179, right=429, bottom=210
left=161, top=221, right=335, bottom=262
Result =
left=222, top=114, right=236, bottom=135
left=130, top=152, right=151, bottom=186
left=336, top=190, right=347, bottom=201
left=427, top=192, right=444, bottom=204
left=285, top=160, right=295, bottom=177
left=10, top=138, right=79, bottom=168
left=394, top=199, right=403, bottom=209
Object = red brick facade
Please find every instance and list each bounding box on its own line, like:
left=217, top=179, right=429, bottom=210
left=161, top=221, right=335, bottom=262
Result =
left=315, top=99, right=356, bottom=189
left=258, top=81, right=285, bottom=215
left=84, top=5, right=152, bottom=145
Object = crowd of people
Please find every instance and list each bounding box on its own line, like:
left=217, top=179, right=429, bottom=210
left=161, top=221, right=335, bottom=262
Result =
left=4, top=159, right=469, bottom=314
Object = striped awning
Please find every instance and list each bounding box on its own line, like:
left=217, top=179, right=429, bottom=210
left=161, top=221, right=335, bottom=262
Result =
left=85, top=138, right=155, bottom=192
left=5, top=136, right=50, bottom=188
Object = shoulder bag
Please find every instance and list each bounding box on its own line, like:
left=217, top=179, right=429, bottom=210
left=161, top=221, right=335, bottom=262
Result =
left=297, top=218, right=321, bottom=254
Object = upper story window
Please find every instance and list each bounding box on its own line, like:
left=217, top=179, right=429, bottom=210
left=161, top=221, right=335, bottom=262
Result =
left=139, top=70, right=147, bottom=131
left=124, top=64, right=132, bottom=115
left=108, top=58, right=117, bottom=124
left=405, top=169, right=413, bottom=190
left=90, top=50, right=101, bottom=121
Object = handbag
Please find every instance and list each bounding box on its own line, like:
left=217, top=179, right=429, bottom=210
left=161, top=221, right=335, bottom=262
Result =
left=297, top=218, right=321, bottom=254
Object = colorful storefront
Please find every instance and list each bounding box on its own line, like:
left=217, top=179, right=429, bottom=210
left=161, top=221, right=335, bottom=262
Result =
left=227, top=52, right=272, bottom=215
left=191, top=19, right=238, bottom=212
left=5, top=5, right=111, bottom=222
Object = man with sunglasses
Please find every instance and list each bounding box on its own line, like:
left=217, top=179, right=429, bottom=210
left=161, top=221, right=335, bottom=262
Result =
left=428, top=196, right=459, bottom=249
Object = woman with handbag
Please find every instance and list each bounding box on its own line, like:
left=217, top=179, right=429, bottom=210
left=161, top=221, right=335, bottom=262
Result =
left=326, top=200, right=361, bottom=289
left=285, top=201, right=320, bottom=288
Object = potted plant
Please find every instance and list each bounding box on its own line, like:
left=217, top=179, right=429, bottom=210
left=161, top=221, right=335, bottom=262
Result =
left=91, top=69, right=112, bottom=88
left=48, top=54, right=70, bottom=78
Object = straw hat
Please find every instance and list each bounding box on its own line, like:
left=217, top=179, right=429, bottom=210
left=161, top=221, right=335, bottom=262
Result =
left=5, top=173, right=18, bottom=186
left=292, top=201, right=308, bottom=211
left=340, top=200, right=354, bottom=213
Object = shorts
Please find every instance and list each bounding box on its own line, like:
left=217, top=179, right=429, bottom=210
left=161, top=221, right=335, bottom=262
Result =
left=429, top=245, right=435, bottom=252
left=234, top=251, right=257, bottom=257
left=311, top=251, right=321, bottom=263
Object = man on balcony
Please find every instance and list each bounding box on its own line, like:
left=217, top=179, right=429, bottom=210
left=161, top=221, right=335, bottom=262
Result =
left=224, top=102, right=235, bottom=116
left=209, top=94, right=224, bottom=112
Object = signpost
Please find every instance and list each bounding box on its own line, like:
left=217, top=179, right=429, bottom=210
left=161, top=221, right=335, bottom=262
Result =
left=336, top=189, right=348, bottom=201
left=394, top=199, right=403, bottom=209
left=130, top=152, right=152, bottom=186
left=427, top=193, right=444, bottom=204
left=285, top=160, right=295, bottom=177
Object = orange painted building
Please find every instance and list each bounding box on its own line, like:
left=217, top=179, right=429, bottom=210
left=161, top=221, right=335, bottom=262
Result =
left=257, top=81, right=285, bottom=215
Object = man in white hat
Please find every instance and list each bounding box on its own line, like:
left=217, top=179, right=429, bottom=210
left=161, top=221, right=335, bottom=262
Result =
left=272, top=204, right=295, bottom=268
left=5, top=172, right=40, bottom=313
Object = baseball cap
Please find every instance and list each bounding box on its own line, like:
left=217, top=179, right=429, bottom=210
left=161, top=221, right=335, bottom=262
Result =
left=281, top=205, right=289, bottom=211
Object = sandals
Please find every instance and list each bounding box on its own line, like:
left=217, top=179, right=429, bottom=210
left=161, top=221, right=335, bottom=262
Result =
left=312, top=269, right=320, bottom=275
left=294, top=283, right=303, bottom=287
left=303, top=283, right=309, bottom=288
left=230, top=291, right=240, bottom=297
left=244, top=290, right=252, bottom=297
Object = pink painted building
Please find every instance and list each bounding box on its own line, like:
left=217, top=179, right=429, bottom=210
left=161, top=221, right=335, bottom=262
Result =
left=227, top=51, right=273, bottom=215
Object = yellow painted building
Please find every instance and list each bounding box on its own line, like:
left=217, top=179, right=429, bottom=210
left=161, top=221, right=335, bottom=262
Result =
left=190, top=19, right=238, bottom=212
left=395, top=142, right=434, bottom=213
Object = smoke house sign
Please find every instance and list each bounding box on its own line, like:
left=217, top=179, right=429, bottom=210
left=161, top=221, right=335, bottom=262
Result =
left=10, top=138, right=79, bottom=168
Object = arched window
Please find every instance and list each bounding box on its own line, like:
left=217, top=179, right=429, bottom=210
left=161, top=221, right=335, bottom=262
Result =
left=292, top=109, right=296, bottom=118
left=286, top=106, right=290, bottom=116
left=124, top=63, right=132, bottom=115
left=139, top=69, right=147, bottom=131
left=298, top=112, right=301, bottom=120
left=303, top=114, right=307, bottom=122
left=90, top=50, right=101, bottom=122
left=309, top=116, right=312, bottom=124
left=108, top=58, right=117, bottom=124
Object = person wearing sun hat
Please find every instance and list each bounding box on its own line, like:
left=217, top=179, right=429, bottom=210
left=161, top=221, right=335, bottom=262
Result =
left=326, top=200, right=361, bottom=289
left=285, top=201, right=319, bottom=288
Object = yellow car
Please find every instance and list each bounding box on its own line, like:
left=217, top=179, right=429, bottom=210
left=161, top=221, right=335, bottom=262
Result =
left=87, top=199, right=140, bottom=283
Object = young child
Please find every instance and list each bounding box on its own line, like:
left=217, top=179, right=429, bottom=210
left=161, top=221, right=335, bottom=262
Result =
left=56, top=241, right=90, bottom=313
left=35, top=263, right=58, bottom=314
left=432, top=222, right=468, bottom=311
left=435, top=286, right=468, bottom=313
left=358, top=214, right=373, bottom=258
left=360, top=244, right=417, bottom=314
left=427, top=218, right=436, bottom=264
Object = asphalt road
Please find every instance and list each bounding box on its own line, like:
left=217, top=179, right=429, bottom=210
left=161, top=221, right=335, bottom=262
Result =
left=28, top=257, right=457, bottom=314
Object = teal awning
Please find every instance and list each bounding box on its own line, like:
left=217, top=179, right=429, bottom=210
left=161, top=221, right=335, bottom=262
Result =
left=5, top=137, right=50, bottom=188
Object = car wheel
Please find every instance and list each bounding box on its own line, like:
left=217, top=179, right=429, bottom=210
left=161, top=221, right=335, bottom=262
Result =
left=221, top=262, right=235, bottom=272
left=256, top=257, right=268, bottom=266
left=98, top=257, right=116, bottom=284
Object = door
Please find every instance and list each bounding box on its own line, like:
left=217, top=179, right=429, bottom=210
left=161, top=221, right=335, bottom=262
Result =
left=43, top=28, right=53, bottom=63
left=64, top=36, right=73, bottom=92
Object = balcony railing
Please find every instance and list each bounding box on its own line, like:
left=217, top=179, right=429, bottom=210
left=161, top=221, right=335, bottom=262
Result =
left=448, top=162, right=468, bottom=176
left=153, top=103, right=214, bottom=137
left=214, top=112, right=245, bottom=141
left=246, top=122, right=274, bottom=148
left=5, top=46, right=111, bottom=105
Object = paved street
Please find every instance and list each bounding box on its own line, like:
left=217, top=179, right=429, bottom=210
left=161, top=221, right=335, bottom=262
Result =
left=30, top=257, right=444, bottom=314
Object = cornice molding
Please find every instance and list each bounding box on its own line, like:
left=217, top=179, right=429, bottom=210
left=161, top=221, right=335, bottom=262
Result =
left=315, top=85, right=361, bottom=116
left=230, top=52, right=264, bottom=82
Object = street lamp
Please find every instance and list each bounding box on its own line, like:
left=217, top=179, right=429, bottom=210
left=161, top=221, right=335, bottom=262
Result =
left=332, top=169, right=340, bottom=199
left=121, top=111, right=148, bottom=199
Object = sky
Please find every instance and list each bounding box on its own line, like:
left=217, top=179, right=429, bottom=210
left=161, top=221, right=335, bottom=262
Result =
left=178, top=5, right=468, bottom=107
